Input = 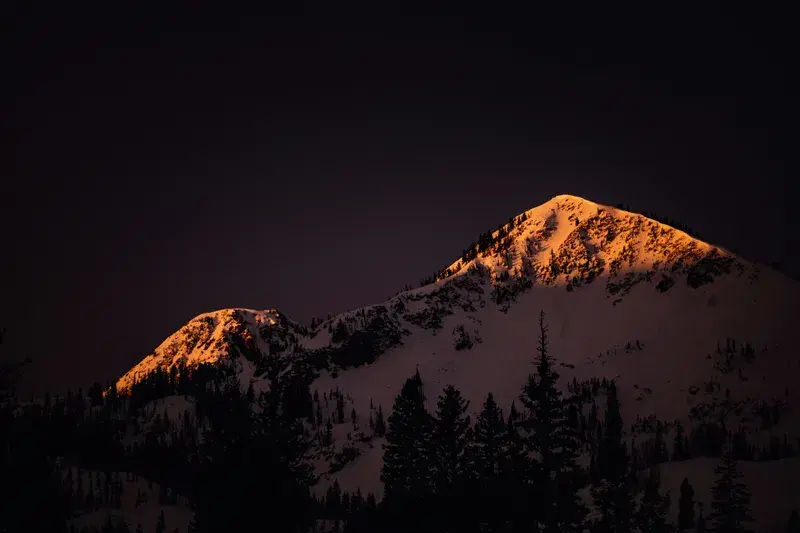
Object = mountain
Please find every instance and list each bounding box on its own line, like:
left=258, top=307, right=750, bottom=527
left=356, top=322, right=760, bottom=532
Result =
left=113, top=193, right=800, bottom=529
left=115, top=308, right=308, bottom=393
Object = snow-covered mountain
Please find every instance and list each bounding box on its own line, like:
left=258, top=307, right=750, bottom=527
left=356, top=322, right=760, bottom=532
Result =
left=115, top=193, right=800, bottom=521
left=115, top=308, right=308, bottom=393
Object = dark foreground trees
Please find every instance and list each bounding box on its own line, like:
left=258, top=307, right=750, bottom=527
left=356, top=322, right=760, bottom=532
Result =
left=519, top=310, right=586, bottom=533
left=1, top=333, right=70, bottom=533
left=708, top=446, right=754, bottom=533
left=189, top=369, right=314, bottom=533
left=2, top=310, right=767, bottom=533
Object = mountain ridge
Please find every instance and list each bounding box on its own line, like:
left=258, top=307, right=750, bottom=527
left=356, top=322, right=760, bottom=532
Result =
left=102, top=193, right=800, bottom=530
left=115, top=194, right=753, bottom=393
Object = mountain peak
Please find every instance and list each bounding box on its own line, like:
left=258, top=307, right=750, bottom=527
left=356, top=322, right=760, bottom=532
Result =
left=433, top=194, right=742, bottom=295
left=547, top=193, right=596, bottom=204
left=115, top=307, right=304, bottom=392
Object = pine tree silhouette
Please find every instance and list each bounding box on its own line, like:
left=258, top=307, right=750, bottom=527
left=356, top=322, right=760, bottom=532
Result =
left=374, top=405, right=386, bottom=437
left=189, top=367, right=314, bottom=533
left=635, top=467, right=671, bottom=533
left=380, top=373, right=434, bottom=529
left=519, top=310, right=586, bottom=533
left=337, top=395, right=345, bottom=424
left=708, top=446, right=754, bottom=532
left=678, top=477, right=696, bottom=531
left=431, top=385, right=471, bottom=532
left=156, top=509, right=166, bottom=533
left=591, top=380, right=633, bottom=533
left=466, top=392, right=513, bottom=530
left=467, top=392, right=506, bottom=479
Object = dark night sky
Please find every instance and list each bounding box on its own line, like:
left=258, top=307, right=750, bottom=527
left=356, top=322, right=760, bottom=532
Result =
left=3, top=6, right=793, bottom=394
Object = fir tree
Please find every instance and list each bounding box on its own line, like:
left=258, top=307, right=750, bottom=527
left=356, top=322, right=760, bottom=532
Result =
left=519, top=310, right=586, bottom=533
left=650, top=422, right=669, bottom=466
left=674, top=422, right=687, bottom=461
left=467, top=392, right=506, bottom=479
left=351, top=488, right=363, bottom=515
left=374, top=405, right=386, bottom=437
left=246, top=382, right=255, bottom=403
left=432, top=385, right=471, bottom=488
left=499, top=405, right=532, bottom=531
left=678, top=477, right=696, bottom=532
left=341, top=491, right=351, bottom=518
left=0, top=334, right=70, bottom=533
left=326, top=480, right=342, bottom=518
left=156, top=510, right=166, bottom=533
left=708, top=446, right=754, bottom=533
left=380, top=374, right=434, bottom=528
left=337, top=395, right=345, bottom=424
left=189, top=367, right=314, bottom=533
left=635, top=467, right=671, bottom=533
left=591, top=380, right=633, bottom=533
left=466, top=392, right=510, bottom=530
left=431, top=385, right=471, bottom=532
left=325, top=419, right=334, bottom=446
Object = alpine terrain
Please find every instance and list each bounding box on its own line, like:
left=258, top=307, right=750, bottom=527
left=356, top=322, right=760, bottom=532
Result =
left=8, top=194, right=800, bottom=532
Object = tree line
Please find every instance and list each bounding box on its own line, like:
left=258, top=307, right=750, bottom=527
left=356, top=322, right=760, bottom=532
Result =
left=3, top=315, right=800, bottom=532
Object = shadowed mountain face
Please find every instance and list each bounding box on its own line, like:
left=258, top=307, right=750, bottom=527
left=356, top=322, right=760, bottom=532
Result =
left=115, top=194, right=798, bottom=504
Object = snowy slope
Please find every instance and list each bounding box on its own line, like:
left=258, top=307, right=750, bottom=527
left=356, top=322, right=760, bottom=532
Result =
left=116, top=308, right=306, bottom=392
left=62, top=465, right=193, bottom=533
left=114, top=194, right=800, bottom=503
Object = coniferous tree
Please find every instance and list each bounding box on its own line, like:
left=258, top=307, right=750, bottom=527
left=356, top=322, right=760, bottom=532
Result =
left=650, top=422, right=669, bottom=466
left=0, top=333, right=70, bottom=533
left=466, top=392, right=509, bottom=530
left=337, top=395, right=346, bottom=424
left=432, top=385, right=471, bottom=489
left=635, top=467, right=671, bottom=533
left=341, top=491, right=351, bottom=518
left=351, top=488, right=363, bottom=515
left=467, top=392, right=506, bottom=479
left=326, top=480, right=342, bottom=519
left=156, top=509, right=166, bottom=533
left=592, top=380, right=633, bottom=533
left=190, top=366, right=314, bottom=533
left=325, top=419, right=334, bottom=446
left=708, top=446, right=754, bottom=533
left=678, top=477, right=696, bottom=532
left=431, top=385, right=471, bottom=532
left=520, top=310, right=586, bottom=533
left=673, top=423, right=687, bottom=461
left=374, top=405, right=386, bottom=437
left=246, top=382, right=255, bottom=404
left=380, top=374, right=434, bottom=530
left=499, top=402, right=532, bottom=531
